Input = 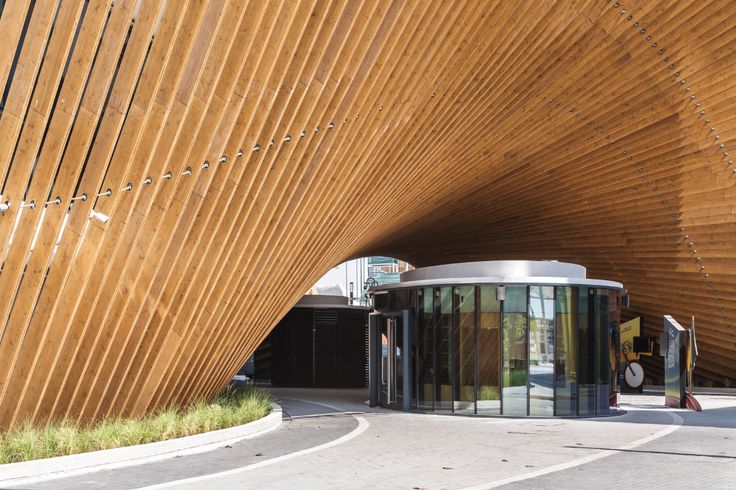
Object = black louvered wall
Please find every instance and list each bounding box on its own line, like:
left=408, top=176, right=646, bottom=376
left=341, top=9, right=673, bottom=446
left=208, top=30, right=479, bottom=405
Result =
left=255, top=306, right=368, bottom=388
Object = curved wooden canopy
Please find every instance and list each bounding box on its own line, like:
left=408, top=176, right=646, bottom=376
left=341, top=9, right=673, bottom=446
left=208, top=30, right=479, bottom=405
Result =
left=0, top=0, right=734, bottom=427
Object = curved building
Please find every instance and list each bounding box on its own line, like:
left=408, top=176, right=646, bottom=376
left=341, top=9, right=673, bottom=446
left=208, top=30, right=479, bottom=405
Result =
left=0, top=1, right=733, bottom=427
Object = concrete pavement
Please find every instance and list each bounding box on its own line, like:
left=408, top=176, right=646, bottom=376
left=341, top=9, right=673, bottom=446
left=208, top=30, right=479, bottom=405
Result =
left=8, top=388, right=736, bottom=490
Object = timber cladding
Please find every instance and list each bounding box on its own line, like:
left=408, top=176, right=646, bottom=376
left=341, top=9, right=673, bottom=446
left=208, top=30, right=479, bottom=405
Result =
left=0, top=0, right=733, bottom=428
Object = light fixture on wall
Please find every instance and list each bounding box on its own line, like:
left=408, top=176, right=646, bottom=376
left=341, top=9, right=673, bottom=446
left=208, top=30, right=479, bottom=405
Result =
left=496, top=285, right=506, bottom=301
left=90, top=209, right=110, bottom=223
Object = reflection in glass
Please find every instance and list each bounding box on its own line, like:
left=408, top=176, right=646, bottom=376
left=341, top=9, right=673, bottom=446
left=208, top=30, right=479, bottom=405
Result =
left=555, top=287, right=577, bottom=415
left=380, top=320, right=388, bottom=405
left=454, top=286, right=475, bottom=414
left=435, top=287, right=453, bottom=410
left=596, top=289, right=610, bottom=415
left=578, top=288, right=595, bottom=415
left=503, top=286, right=528, bottom=415
left=382, top=281, right=621, bottom=417
left=607, top=293, right=620, bottom=402
left=529, top=286, right=554, bottom=416
left=477, top=286, right=500, bottom=415
left=416, top=288, right=434, bottom=410
left=394, top=317, right=403, bottom=406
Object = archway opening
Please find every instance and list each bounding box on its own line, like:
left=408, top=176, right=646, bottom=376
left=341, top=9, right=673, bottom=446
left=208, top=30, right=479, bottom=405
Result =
left=235, top=256, right=412, bottom=388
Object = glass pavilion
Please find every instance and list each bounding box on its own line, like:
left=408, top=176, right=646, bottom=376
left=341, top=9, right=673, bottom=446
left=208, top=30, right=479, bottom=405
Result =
left=368, top=261, right=622, bottom=417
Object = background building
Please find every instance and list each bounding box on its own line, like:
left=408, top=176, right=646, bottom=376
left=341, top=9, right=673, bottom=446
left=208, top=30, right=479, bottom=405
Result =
left=312, top=257, right=413, bottom=306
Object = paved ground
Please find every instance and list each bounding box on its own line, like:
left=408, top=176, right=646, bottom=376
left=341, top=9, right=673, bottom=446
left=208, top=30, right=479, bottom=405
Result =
left=8, top=388, right=736, bottom=489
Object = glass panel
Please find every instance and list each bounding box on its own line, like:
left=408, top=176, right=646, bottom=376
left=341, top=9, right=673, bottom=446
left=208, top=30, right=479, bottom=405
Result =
left=505, top=285, right=527, bottom=313
left=454, top=286, right=475, bottom=414
left=435, top=287, right=453, bottom=411
left=578, top=288, right=595, bottom=415
left=395, top=317, right=403, bottom=406
left=529, top=286, right=554, bottom=416
left=416, top=288, right=434, bottom=410
left=555, top=287, right=577, bottom=416
left=477, top=286, right=500, bottom=415
left=374, top=292, right=388, bottom=312
left=608, top=292, right=620, bottom=402
left=596, top=289, right=610, bottom=415
left=503, top=286, right=528, bottom=415
left=380, top=319, right=388, bottom=405
left=391, top=290, right=410, bottom=311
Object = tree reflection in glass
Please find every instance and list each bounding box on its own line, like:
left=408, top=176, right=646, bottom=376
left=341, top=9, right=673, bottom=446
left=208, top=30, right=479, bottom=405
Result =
left=529, top=286, right=554, bottom=416
left=502, top=286, right=527, bottom=415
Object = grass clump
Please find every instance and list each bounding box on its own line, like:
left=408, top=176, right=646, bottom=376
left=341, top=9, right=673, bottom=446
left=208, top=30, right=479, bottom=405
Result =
left=0, top=386, right=271, bottom=464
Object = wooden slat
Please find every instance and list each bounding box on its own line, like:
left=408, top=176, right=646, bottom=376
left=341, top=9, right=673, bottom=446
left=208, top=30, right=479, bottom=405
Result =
left=0, top=0, right=734, bottom=428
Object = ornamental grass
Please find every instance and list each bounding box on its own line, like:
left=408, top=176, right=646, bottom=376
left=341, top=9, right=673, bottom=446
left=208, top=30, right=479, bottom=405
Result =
left=0, top=386, right=271, bottom=464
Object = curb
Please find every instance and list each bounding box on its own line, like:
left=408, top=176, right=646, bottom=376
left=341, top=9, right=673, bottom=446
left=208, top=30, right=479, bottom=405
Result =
left=0, top=402, right=282, bottom=486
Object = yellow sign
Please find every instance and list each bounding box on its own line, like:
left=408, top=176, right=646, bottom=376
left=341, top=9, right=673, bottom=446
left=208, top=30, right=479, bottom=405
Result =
left=619, top=317, right=641, bottom=363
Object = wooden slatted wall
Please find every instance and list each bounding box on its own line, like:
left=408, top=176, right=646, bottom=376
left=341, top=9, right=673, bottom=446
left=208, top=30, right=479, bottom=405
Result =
left=0, top=0, right=734, bottom=427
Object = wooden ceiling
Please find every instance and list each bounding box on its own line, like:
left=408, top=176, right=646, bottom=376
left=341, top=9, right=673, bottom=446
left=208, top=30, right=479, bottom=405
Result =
left=0, top=0, right=733, bottom=427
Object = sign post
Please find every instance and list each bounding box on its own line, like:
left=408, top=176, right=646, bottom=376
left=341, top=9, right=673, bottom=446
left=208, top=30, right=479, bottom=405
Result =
left=662, top=315, right=687, bottom=408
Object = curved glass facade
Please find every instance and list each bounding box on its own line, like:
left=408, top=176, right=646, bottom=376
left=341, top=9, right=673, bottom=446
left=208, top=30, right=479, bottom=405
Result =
left=371, top=284, right=620, bottom=416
